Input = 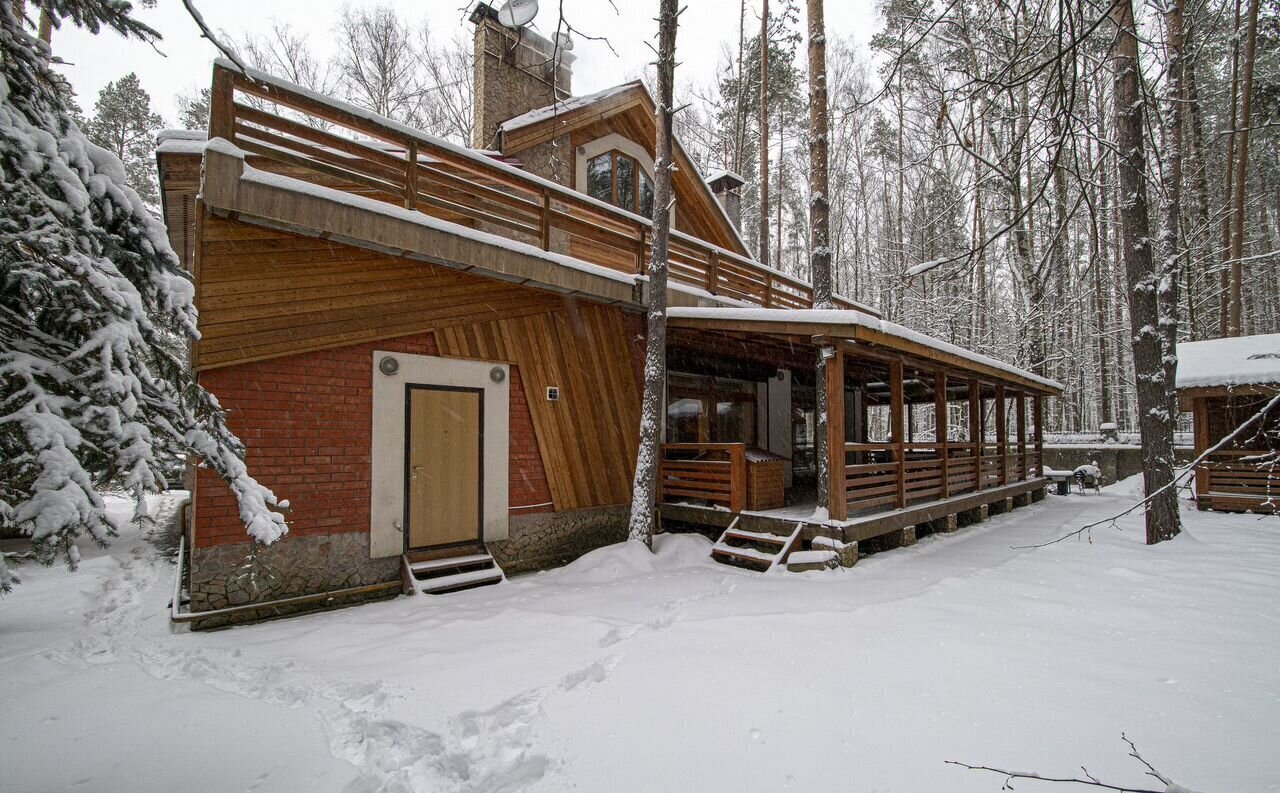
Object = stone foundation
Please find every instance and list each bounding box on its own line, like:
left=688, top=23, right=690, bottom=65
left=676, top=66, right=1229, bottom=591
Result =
left=489, top=505, right=630, bottom=575
left=929, top=514, right=959, bottom=534
left=1013, top=491, right=1033, bottom=508
left=989, top=497, right=1014, bottom=516
left=187, top=532, right=399, bottom=629
left=959, top=504, right=989, bottom=526
left=1030, top=486, right=1047, bottom=503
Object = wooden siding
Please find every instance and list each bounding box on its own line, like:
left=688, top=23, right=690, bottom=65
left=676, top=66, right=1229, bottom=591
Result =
left=195, top=215, right=565, bottom=369
left=436, top=305, right=641, bottom=512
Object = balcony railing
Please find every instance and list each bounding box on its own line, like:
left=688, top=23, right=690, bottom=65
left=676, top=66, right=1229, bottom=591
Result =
left=1197, top=450, right=1279, bottom=507
left=207, top=63, right=870, bottom=313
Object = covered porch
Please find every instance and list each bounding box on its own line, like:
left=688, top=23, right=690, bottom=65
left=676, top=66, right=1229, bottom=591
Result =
left=656, top=308, right=1062, bottom=548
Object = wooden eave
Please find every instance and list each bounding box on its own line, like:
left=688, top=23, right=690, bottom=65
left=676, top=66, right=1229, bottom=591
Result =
left=1176, top=382, right=1278, bottom=411
left=497, top=83, right=750, bottom=258
left=665, top=315, right=1060, bottom=395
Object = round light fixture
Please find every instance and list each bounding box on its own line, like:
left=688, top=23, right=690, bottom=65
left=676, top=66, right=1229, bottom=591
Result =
left=378, top=356, right=400, bottom=376
left=490, top=367, right=506, bottom=383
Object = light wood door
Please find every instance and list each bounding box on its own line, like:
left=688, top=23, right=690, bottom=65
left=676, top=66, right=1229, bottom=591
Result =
left=406, top=386, right=482, bottom=549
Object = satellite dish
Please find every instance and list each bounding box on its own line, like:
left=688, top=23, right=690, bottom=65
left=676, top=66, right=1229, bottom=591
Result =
left=554, top=31, right=574, bottom=50
left=496, top=0, right=538, bottom=28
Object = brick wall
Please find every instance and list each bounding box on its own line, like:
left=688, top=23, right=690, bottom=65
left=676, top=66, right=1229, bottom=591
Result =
left=194, top=332, right=553, bottom=547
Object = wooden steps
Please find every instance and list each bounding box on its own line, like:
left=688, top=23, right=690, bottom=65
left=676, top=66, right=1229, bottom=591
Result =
left=710, top=518, right=803, bottom=572
left=402, top=547, right=505, bottom=596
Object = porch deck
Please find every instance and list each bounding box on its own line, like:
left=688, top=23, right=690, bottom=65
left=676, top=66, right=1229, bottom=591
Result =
left=662, top=469, right=1048, bottom=546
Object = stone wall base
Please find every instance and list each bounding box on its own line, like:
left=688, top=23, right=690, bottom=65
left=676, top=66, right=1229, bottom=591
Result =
left=1013, top=491, right=1033, bottom=508
left=489, top=504, right=630, bottom=575
left=959, top=504, right=989, bottom=526
left=1030, top=486, right=1047, bottom=503
left=188, top=531, right=399, bottom=629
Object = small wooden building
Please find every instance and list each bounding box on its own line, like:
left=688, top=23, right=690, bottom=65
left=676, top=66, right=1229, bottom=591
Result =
left=1177, top=333, right=1280, bottom=513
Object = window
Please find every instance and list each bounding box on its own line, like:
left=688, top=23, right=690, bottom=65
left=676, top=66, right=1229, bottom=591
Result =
left=665, top=373, right=757, bottom=445
left=586, top=150, right=655, bottom=217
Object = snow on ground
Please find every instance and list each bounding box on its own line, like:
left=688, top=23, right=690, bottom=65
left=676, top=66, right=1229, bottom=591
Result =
left=3, top=481, right=1279, bottom=793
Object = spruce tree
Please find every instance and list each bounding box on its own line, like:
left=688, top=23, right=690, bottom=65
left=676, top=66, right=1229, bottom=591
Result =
left=84, top=72, right=163, bottom=205
left=176, top=87, right=210, bottom=132
left=0, top=1, right=287, bottom=592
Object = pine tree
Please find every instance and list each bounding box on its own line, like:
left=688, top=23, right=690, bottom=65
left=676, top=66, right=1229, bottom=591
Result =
left=84, top=72, right=163, bottom=205
left=0, top=1, right=287, bottom=592
left=176, top=87, right=210, bottom=131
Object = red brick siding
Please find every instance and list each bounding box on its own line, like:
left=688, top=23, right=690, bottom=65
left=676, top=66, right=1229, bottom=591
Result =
left=193, top=332, right=553, bottom=547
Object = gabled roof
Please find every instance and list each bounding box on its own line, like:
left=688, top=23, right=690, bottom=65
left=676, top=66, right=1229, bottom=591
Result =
left=1177, top=333, right=1280, bottom=391
left=495, top=80, right=752, bottom=258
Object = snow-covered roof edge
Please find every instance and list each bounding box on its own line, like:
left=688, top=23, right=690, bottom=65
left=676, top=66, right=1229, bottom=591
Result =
left=1176, top=333, right=1280, bottom=390
left=157, top=128, right=208, bottom=155
left=498, top=81, right=643, bottom=133
left=667, top=307, right=1064, bottom=392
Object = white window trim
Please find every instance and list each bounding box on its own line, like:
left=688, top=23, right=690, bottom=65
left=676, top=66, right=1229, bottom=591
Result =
left=369, top=352, right=509, bottom=558
left=576, top=133, right=674, bottom=222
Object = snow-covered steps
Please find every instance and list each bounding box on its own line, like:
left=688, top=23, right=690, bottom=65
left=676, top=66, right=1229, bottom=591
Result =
left=402, top=548, right=505, bottom=596
left=710, top=518, right=803, bottom=572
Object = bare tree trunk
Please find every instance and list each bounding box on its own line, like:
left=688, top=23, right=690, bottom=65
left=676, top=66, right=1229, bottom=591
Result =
left=626, top=0, right=681, bottom=548
left=1227, top=0, right=1260, bottom=336
left=733, top=0, right=747, bottom=171
left=1159, top=0, right=1186, bottom=464
left=759, top=0, right=770, bottom=266
left=808, top=0, right=834, bottom=508
left=1111, top=0, right=1180, bottom=544
left=1219, top=0, right=1242, bottom=336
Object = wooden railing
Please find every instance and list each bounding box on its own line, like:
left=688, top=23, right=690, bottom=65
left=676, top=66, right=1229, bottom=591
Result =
left=208, top=64, right=872, bottom=313
left=842, top=439, right=1042, bottom=515
left=659, top=443, right=747, bottom=512
left=1197, top=450, right=1280, bottom=508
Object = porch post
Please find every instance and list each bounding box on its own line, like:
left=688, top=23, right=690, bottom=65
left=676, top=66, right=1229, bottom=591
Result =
left=1033, top=395, right=1045, bottom=477
left=825, top=346, right=847, bottom=521
left=1193, top=396, right=1209, bottom=502
left=1016, top=392, right=1027, bottom=481
left=995, top=384, right=1007, bottom=486
left=890, top=358, right=905, bottom=508
left=936, top=370, right=949, bottom=498
left=969, top=378, right=982, bottom=491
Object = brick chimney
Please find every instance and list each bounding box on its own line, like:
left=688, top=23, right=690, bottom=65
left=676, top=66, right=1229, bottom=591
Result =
left=707, top=170, right=746, bottom=231
left=469, top=2, right=574, bottom=151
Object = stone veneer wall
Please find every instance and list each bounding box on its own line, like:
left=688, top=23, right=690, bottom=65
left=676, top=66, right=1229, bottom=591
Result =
left=490, top=505, right=631, bottom=575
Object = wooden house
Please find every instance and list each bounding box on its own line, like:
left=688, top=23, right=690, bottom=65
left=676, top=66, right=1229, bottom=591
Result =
left=1177, top=333, right=1280, bottom=513
left=157, top=6, right=1061, bottom=626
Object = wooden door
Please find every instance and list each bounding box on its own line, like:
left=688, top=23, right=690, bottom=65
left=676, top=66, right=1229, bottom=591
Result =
left=406, top=386, right=483, bottom=549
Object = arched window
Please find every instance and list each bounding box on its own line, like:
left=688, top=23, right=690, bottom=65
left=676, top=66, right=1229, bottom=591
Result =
left=586, top=150, right=655, bottom=217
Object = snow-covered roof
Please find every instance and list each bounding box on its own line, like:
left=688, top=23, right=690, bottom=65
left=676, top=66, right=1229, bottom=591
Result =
left=1176, top=333, right=1280, bottom=390
left=705, top=169, right=745, bottom=186
left=498, top=82, right=641, bottom=134
left=668, top=307, right=1063, bottom=392
left=156, top=129, right=208, bottom=155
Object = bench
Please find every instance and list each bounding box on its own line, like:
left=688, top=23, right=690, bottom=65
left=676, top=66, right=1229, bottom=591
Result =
left=1044, top=469, right=1074, bottom=495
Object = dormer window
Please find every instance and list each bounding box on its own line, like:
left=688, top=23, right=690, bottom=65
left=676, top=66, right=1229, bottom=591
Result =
left=586, top=150, right=655, bottom=217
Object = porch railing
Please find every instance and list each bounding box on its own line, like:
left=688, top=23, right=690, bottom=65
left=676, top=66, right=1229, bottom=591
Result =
left=842, top=440, right=1041, bottom=516
left=207, top=64, right=871, bottom=313
left=659, top=443, right=747, bottom=513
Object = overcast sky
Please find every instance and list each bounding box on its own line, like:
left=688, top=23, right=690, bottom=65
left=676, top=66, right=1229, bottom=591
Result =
left=53, top=0, right=880, bottom=125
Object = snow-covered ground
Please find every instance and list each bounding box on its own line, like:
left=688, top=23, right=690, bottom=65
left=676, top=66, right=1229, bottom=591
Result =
left=3, top=481, right=1278, bottom=793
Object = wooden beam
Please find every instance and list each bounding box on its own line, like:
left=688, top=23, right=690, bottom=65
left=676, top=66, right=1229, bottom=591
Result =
left=970, top=378, right=982, bottom=491
left=826, top=347, right=848, bottom=521
left=995, top=384, right=1007, bottom=486
left=1033, top=395, right=1044, bottom=477
left=1193, top=396, right=1210, bottom=502
left=1016, top=391, right=1027, bottom=482
left=891, top=358, right=905, bottom=509
left=936, top=370, right=949, bottom=499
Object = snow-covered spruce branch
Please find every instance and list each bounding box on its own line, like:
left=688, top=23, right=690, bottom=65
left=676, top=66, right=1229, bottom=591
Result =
left=0, top=2, right=285, bottom=592
left=1017, top=389, right=1280, bottom=549
left=948, top=733, right=1203, bottom=793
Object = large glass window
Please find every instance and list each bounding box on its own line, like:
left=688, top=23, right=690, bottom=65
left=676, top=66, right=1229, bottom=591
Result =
left=665, top=373, right=757, bottom=445
left=586, top=150, right=655, bottom=217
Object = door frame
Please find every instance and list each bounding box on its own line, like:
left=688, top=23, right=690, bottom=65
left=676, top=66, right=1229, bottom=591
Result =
left=370, top=351, right=509, bottom=559
left=402, top=383, right=485, bottom=552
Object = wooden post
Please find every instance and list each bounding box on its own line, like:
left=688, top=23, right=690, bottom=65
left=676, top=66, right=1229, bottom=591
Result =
left=707, top=249, right=720, bottom=294
left=936, top=370, right=949, bottom=498
left=210, top=66, right=236, bottom=142
left=995, top=384, right=1007, bottom=486
left=403, top=140, right=419, bottom=210
left=764, top=274, right=774, bottom=307
left=635, top=226, right=646, bottom=273
left=1193, top=396, right=1210, bottom=502
left=1016, top=392, right=1027, bottom=481
left=970, top=378, right=982, bottom=491
left=1033, top=395, right=1044, bottom=477
left=540, top=190, right=552, bottom=251
left=826, top=347, right=847, bottom=521
left=730, top=443, right=747, bottom=513
left=891, top=358, right=905, bottom=508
